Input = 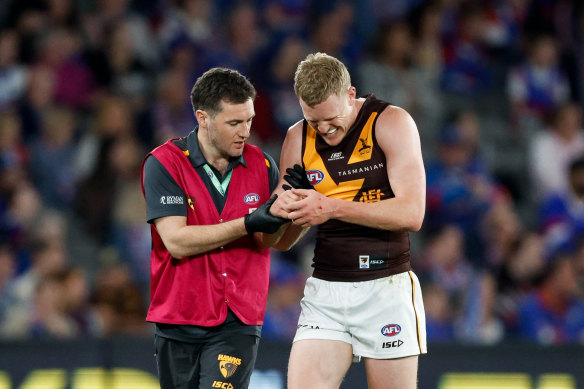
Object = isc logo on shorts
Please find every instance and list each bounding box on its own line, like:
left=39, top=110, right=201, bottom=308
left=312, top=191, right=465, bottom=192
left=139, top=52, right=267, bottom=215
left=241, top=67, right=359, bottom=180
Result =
left=244, top=193, right=260, bottom=205
left=306, top=169, right=324, bottom=185
left=381, top=324, right=401, bottom=337
left=382, top=339, right=404, bottom=348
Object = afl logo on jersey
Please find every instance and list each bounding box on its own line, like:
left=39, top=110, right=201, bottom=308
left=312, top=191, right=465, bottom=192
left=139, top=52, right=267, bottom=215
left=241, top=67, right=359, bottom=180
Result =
left=381, top=324, right=401, bottom=337
left=306, top=169, right=324, bottom=185
left=244, top=193, right=260, bottom=205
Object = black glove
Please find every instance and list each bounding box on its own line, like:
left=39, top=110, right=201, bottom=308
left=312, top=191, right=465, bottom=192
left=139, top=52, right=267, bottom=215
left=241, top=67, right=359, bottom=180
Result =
left=282, top=164, right=314, bottom=191
left=244, top=194, right=290, bottom=234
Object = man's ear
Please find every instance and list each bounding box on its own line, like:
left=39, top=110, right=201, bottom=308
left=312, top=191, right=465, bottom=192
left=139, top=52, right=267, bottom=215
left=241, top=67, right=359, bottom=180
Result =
left=195, top=110, right=208, bottom=127
left=347, top=86, right=357, bottom=101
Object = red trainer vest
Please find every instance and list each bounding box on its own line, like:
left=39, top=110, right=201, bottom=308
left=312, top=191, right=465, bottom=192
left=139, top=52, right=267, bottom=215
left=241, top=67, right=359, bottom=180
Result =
left=141, top=140, right=271, bottom=326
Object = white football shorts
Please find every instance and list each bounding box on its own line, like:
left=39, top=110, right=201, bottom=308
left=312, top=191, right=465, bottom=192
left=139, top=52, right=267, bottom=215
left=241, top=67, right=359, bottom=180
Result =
left=293, top=271, right=427, bottom=360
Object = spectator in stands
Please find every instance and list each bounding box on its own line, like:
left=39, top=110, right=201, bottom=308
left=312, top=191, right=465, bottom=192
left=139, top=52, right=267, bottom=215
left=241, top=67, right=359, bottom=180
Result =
left=507, top=33, right=570, bottom=129
left=418, top=225, right=474, bottom=308
left=440, top=3, right=491, bottom=99
left=0, top=243, right=16, bottom=331
left=263, top=35, right=308, bottom=138
left=307, top=3, right=361, bottom=74
left=17, top=64, right=57, bottom=142
left=29, top=272, right=78, bottom=338
left=262, top=255, right=305, bottom=340
left=518, top=253, right=584, bottom=344
left=538, top=155, right=584, bottom=241
left=36, top=28, right=96, bottom=109
left=157, top=0, right=214, bottom=54
left=411, top=3, right=446, bottom=148
left=204, top=2, right=266, bottom=76
left=422, top=283, right=455, bottom=342
left=0, top=29, right=28, bottom=110
left=425, top=121, right=498, bottom=263
left=493, top=232, right=547, bottom=336
left=74, top=95, right=135, bottom=181
left=28, top=106, right=78, bottom=210
left=0, top=111, right=27, bottom=174
left=151, top=69, right=194, bottom=144
left=0, top=236, right=67, bottom=338
left=529, top=103, right=584, bottom=199
left=102, top=20, right=152, bottom=104
left=358, top=20, right=419, bottom=112
left=109, top=136, right=150, bottom=285
left=456, top=272, right=504, bottom=344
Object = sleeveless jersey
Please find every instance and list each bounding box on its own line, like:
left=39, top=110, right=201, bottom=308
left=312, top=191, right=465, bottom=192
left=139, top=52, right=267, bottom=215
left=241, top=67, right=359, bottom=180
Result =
left=140, top=141, right=271, bottom=326
left=301, top=94, right=411, bottom=281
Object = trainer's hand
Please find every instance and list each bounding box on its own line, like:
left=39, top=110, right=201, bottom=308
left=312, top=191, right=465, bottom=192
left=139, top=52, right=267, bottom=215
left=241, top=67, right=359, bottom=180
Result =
left=244, top=195, right=290, bottom=234
left=282, top=164, right=314, bottom=191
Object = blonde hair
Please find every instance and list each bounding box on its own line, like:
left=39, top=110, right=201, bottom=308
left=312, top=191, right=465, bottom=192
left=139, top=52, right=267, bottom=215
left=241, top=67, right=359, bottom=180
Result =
left=294, top=52, right=351, bottom=107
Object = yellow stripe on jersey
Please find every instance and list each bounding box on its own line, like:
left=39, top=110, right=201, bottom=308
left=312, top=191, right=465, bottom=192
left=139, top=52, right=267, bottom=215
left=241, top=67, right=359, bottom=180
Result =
left=347, top=113, right=376, bottom=164
left=265, top=158, right=270, bottom=168
left=183, top=150, right=190, bottom=156
left=303, top=124, right=364, bottom=200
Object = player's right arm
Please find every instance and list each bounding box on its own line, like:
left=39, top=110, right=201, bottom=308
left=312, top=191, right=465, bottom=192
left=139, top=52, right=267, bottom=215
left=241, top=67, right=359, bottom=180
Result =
left=270, top=121, right=311, bottom=251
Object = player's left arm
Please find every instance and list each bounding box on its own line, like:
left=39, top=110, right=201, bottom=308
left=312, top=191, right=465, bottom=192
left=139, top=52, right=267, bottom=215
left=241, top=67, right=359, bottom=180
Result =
left=288, top=106, right=426, bottom=231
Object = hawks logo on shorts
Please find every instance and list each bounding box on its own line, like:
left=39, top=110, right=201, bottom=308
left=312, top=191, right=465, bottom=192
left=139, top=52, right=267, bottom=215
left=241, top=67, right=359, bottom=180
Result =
left=218, top=354, right=241, bottom=378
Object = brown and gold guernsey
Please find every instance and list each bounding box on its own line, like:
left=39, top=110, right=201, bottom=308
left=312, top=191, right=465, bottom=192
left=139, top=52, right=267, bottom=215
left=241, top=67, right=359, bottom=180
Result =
left=301, top=94, right=411, bottom=281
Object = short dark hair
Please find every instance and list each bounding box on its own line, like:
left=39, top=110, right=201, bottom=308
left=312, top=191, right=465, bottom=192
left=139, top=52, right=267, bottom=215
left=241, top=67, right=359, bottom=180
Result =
left=569, top=154, right=584, bottom=174
left=190, top=68, right=256, bottom=117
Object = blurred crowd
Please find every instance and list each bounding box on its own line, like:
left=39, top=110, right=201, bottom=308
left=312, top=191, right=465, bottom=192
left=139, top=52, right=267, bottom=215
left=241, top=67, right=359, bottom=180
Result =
left=0, top=0, right=584, bottom=346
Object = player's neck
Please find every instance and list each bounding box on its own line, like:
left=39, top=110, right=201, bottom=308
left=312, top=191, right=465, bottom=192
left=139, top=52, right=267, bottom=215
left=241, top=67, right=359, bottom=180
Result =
left=347, top=98, right=365, bottom=131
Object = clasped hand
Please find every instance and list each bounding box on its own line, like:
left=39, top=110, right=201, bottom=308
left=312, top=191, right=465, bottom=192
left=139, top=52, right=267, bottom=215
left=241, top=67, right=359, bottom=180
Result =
left=277, top=189, right=334, bottom=227
left=272, top=164, right=335, bottom=227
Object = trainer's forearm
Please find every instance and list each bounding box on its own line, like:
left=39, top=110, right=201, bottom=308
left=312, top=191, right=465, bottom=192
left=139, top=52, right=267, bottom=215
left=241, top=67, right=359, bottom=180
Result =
left=161, top=218, right=248, bottom=258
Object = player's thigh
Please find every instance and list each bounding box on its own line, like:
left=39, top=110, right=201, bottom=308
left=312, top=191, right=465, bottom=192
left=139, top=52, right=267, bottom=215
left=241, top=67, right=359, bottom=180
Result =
left=364, top=355, right=419, bottom=389
left=287, top=339, right=353, bottom=389
left=154, top=335, right=202, bottom=389
left=198, top=333, right=260, bottom=389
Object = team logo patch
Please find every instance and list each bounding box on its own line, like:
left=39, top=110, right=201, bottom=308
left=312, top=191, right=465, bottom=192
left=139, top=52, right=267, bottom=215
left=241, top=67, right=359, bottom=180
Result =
left=306, top=169, right=324, bottom=185
left=218, top=354, right=241, bottom=378
left=359, top=255, right=370, bottom=269
left=381, top=324, right=401, bottom=337
left=358, top=136, right=372, bottom=155
left=244, top=193, right=260, bottom=205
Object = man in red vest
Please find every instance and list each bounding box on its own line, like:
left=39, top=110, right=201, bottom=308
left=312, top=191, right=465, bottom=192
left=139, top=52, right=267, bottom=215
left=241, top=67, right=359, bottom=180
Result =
left=141, top=67, right=289, bottom=389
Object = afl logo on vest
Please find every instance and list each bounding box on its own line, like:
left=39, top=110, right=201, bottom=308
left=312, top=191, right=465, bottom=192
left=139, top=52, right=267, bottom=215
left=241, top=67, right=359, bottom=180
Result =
left=244, top=193, right=260, bottom=205
left=381, top=324, right=401, bottom=337
left=306, top=169, right=324, bottom=185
